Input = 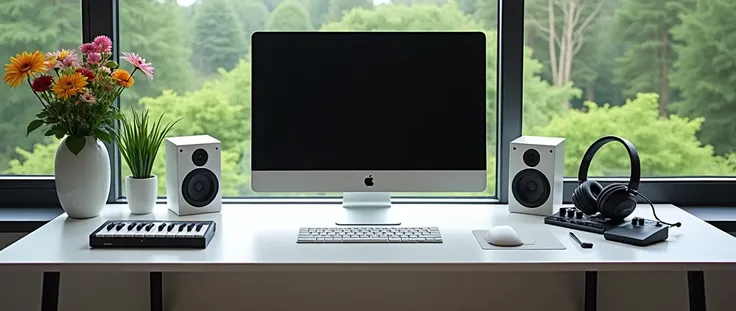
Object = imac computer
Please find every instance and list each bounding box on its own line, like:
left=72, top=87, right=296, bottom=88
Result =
left=251, top=31, right=487, bottom=225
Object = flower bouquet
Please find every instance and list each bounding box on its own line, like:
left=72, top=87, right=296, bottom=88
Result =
left=2, top=35, right=154, bottom=218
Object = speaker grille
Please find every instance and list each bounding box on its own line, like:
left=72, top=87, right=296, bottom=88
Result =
left=511, top=168, right=551, bottom=208
left=181, top=168, right=219, bottom=208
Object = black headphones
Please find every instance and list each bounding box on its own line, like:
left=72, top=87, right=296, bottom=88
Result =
left=572, top=136, right=640, bottom=220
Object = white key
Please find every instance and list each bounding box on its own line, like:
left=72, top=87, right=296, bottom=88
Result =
left=134, top=224, right=146, bottom=238
left=194, top=224, right=209, bottom=238
left=165, top=224, right=179, bottom=238
left=154, top=223, right=169, bottom=238
left=175, top=227, right=188, bottom=238
left=95, top=226, right=113, bottom=237
left=144, top=222, right=162, bottom=238
left=114, top=226, right=131, bottom=237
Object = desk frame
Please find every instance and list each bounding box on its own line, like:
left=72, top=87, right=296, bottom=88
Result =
left=38, top=270, right=708, bottom=311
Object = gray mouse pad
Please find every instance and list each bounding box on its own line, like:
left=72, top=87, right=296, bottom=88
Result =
left=472, top=227, right=566, bottom=250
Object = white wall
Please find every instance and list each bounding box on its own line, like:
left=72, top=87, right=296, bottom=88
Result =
left=0, top=233, right=734, bottom=311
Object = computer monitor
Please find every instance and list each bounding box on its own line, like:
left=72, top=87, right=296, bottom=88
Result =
left=251, top=31, right=487, bottom=224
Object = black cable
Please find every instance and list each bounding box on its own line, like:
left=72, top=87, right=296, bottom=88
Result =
left=631, top=190, right=682, bottom=228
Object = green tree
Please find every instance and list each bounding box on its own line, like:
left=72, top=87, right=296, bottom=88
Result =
left=230, top=0, right=270, bottom=46
left=304, top=0, right=331, bottom=28
left=325, top=0, right=373, bottom=23
left=266, top=0, right=312, bottom=30
left=671, top=0, right=736, bottom=155
left=119, top=0, right=196, bottom=108
left=0, top=0, right=79, bottom=172
left=527, top=93, right=736, bottom=176
left=193, top=0, right=248, bottom=74
left=613, top=0, right=693, bottom=117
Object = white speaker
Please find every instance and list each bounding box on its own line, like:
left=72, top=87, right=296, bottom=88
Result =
left=508, top=136, right=565, bottom=216
left=165, top=135, right=222, bottom=216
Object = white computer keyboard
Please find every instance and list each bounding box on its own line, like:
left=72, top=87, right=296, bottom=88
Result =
left=297, top=227, right=442, bottom=243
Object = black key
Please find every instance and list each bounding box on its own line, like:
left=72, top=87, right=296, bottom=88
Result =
left=187, top=223, right=195, bottom=232
left=196, top=224, right=203, bottom=231
left=106, top=223, right=115, bottom=230
left=178, top=224, right=185, bottom=232
left=167, top=223, right=175, bottom=232
left=127, top=222, right=136, bottom=230
left=136, top=223, right=144, bottom=231
left=158, top=223, right=166, bottom=231
left=145, top=223, right=154, bottom=231
left=115, top=223, right=125, bottom=231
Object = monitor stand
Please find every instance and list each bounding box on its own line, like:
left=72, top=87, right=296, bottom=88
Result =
left=336, top=192, right=401, bottom=226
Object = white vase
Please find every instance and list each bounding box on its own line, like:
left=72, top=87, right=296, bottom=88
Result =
left=55, top=136, right=110, bottom=219
left=125, top=175, right=157, bottom=215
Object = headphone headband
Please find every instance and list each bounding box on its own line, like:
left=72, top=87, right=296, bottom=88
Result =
left=577, top=136, right=641, bottom=191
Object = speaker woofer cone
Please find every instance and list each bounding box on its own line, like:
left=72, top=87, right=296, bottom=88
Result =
left=511, top=168, right=551, bottom=208
left=181, top=168, right=219, bottom=208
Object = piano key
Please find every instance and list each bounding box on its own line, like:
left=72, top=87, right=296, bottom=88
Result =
left=96, top=227, right=113, bottom=237
left=113, top=226, right=131, bottom=237
left=134, top=227, right=146, bottom=237
left=178, top=224, right=186, bottom=232
left=193, top=224, right=209, bottom=238
left=145, top=222, right=163, bottom=237
left=175, top=228, right=188, bottom=238
left=127, top=222, right=136, bottom=230
left=196, top=223, right=203, bottom=231
left=136, top=223, right=145, bottom=231
left=105, top=222, right=115, bottom=231
left=187, top=223, right=195, bottom=232
left=167, top=223, right=175, bottom=232
left=145, top=223, right=154, bottom=232
left=158, top=223, right=166, bottom=231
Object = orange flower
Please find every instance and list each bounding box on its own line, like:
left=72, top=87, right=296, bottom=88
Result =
left=111, top=69, right=134, bottom=88
left=53, top=73, right=88, bottom=99
left=3, top=51, right=47, bottom=87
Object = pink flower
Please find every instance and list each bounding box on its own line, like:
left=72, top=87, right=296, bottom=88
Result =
left=80, top=43, right=97, bottom=54
left=121, top=52, right=154, bottom=80
left=87, top=53, right=101, bottom=65
left=93, top=35, right=113, bottom=53
left=80, top=92, right=96, bottom=104
left=99, top=66, right=111, bottom=74
left=45, top=50, right=78, bottom=69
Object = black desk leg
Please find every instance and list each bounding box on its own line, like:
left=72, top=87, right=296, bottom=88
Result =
left=41, top=272, right=60, bottom=311
left=584, top=271, right=597, bottom=311
left=150, top=272, right=164, bottom=311
left=688, top=271, right=706, bottom=311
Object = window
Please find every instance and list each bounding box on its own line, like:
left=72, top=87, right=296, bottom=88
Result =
left=0, top=0, right=82, bottom=176
left=522, top=0, right=736, bottom=179
left=117, top=0, right=500, bottom=198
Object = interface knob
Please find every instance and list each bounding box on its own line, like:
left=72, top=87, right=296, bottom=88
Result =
left=567, top=209, right=575, bottom=218
left=575, top=210, right=584, bottom=219
left=559, top=207, right=567, bottom=216
left=631, top=218, right=639, bottom=226
left=638, top=218, right=645, bottom=226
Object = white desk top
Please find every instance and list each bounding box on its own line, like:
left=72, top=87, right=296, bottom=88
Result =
left=0, top=203, right=735, bottom=272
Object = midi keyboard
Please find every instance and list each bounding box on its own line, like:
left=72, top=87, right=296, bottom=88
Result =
left=89, top=220, right=216, bottom=249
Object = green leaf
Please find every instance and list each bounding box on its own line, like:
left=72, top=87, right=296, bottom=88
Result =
left=55, top=131, right=65, bottom=139
left=93, top=128, right=112, bottom=144
left=105, top=60, right=119, bottom=69
left=36, top=111, right=48, bottom=118
left=65, top=135, right=86, bottom=156
left=26, top=120, right=44, bottom=136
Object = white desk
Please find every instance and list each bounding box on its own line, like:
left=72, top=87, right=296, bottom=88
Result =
left=1, top=203, right=735, bottom=311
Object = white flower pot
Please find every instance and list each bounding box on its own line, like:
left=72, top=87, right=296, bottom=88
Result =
left=55, top=136, right=110, bottom=219
left=125, top=175, right=157, bottom=215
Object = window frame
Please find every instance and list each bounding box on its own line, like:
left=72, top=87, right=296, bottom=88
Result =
left=1, top=0, right=734, bottom=208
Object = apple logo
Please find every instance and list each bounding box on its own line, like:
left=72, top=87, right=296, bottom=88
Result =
left=364, top=175, right=374, bottom=187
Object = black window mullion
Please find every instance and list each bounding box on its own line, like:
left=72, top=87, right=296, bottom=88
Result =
left=82, top=0, right=120, bottom=203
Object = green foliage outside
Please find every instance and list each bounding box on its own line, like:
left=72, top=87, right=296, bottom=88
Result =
left=266, top=0, right=313, bottom=31
left=193, top=0, right=248, bottom=74
left=4, top=0, right=736, bottom=199
left=671, top=0, right=736, bottom=155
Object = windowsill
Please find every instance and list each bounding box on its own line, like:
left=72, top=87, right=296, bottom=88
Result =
left=0, top=207, right=64, bottom=233
left=0, top=205, right=734, bottom=234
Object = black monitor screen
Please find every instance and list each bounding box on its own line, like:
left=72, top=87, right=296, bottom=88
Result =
left=251, top=32, right=487, bottom=171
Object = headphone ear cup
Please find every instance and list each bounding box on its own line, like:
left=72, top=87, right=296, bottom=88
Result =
left=597, top=184, right=636, bottom=219
left=572, top=180, right=603, bottom=215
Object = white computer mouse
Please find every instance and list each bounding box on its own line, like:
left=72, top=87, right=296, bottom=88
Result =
left=484, top=225, right=523, bottom=247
